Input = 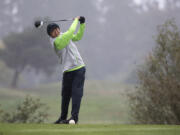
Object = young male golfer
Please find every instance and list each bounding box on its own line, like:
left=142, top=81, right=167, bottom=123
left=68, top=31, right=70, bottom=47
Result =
left=47, top=16, right=86, bottom=124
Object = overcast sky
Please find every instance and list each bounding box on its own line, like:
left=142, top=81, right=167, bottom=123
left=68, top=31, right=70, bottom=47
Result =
left=132, top=0, right=180, bottom=11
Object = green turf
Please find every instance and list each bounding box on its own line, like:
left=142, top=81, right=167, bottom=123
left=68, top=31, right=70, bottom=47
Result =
left=0, top=124, right=179, bottom=135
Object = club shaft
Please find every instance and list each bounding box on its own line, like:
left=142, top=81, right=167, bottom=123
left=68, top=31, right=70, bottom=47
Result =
left=45, top=19, right=74, bottom=23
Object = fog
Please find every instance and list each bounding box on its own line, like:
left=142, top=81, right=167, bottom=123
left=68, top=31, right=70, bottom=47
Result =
left=0, top=0, right=180, bottom=87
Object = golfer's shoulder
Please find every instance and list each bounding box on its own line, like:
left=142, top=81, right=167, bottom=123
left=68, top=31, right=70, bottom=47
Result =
left=54, top=33, right=70, bottom=48
left=55, top=33, right=64, bottom=41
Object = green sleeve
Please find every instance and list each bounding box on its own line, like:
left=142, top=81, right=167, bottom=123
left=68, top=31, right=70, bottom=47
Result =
left=72, top=23, right=85, bottom=41
left=54, top=18, right=79, bottom=50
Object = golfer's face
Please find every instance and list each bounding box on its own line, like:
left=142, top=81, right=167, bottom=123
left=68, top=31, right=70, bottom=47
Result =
left=51, top=28, right=60, bottom=38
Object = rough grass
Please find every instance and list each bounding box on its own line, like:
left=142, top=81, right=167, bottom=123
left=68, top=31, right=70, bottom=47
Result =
left=0, top=81, right=133, bottom=124
left=0, top=124, right=179, bottom=135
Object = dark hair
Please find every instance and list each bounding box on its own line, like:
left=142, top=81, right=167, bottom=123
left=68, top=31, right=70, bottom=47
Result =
left=47, top=23, right=60, bottom=36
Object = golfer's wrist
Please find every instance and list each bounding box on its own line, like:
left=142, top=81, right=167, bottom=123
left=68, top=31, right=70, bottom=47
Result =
left=73, top=18, right=79, bottom=24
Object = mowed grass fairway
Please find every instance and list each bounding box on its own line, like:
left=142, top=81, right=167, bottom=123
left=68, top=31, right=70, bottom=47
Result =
left=0, top=124, right=180, bottom=135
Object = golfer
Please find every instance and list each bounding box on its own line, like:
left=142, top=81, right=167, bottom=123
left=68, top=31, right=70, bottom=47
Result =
left=47, top=16, right=86, bottom=124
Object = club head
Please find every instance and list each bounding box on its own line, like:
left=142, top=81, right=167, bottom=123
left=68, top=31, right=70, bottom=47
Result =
left=34, top=20, right=44, bottom=28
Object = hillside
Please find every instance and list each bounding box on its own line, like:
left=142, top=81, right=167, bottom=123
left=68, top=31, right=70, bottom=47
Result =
left=0, top=81, right=133, bottom=124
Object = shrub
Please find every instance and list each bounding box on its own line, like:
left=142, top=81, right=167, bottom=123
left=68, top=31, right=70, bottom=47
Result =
left=0, top=96, right=49, bottom=123
left=129, top=20, right=180, bottom=124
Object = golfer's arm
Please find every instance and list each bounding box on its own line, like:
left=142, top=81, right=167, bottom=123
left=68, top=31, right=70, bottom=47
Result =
left=72, top=23, right=85, bottom=41
left=54, top=18, right=79, bottom=50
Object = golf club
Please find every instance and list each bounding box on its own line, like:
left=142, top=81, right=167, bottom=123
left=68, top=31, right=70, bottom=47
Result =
left=34, top=18, right=74, bottom=28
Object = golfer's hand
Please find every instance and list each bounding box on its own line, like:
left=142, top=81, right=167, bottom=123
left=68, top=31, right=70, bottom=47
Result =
left=79, top=16, right=85, bottom=24
left=74, top=16, right=80, bottom=20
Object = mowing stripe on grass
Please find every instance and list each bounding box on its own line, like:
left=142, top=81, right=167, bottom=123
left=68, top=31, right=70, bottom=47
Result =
left=17, top=127, right=179, bottom=133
